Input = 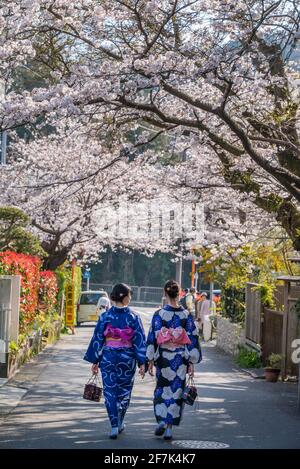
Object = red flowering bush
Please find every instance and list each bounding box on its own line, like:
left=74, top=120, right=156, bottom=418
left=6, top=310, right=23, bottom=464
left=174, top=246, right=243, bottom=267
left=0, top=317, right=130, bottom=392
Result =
left=0, top=251, right=41, bottom=332
left=39, top=271, right=58, bottom=315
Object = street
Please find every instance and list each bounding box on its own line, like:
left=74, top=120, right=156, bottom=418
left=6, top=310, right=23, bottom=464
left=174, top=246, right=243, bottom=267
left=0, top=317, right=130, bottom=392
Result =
left=0, top=307, right=300, bottom=449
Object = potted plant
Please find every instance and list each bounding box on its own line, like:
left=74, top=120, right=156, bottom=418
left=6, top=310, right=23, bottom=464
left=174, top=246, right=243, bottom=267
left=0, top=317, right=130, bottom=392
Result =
left=264, top=353, right=283, bottom=382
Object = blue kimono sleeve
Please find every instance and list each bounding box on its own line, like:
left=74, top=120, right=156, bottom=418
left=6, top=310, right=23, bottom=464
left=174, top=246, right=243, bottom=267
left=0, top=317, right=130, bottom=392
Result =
left=132, top=315, right=147, bottom=367
left=146, top=311, right=162, bottom=362
left=186, top=313, right=202, bottom=364
left=83, top=315, right=106, bottom=364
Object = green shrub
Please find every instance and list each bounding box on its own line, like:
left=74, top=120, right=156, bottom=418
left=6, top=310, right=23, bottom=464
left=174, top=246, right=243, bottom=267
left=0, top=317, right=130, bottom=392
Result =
left=267, top=353, right=283, bottom=369
left=221, top=287, right=245, bottom=323
left=55, top=264, right=82, bottom=306
left=9, top=341, right=19, bottom=356
left=235, top=346, right=262, bottom=368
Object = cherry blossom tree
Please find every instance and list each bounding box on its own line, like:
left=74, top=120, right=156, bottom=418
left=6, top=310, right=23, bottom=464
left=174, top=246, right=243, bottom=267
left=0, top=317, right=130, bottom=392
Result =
left=0, top=121, right=168, bottom=269
left=1, top=0, right=300, bottom=258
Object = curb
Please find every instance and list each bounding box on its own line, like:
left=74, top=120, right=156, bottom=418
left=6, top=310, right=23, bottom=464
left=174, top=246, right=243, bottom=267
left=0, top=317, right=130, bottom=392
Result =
left=240, top=368, right=265, bottom=379
left=0, top=385, right=28, bottom=417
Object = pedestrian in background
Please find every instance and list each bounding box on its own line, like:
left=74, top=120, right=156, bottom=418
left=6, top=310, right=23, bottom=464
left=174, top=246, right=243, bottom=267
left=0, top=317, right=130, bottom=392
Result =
left=198, top=292, right=216, bottom=338
left=84, top=283, right=146, bottom=439
left=178, top=288, right=189, bottom=309
left=185, top=287, right=196, bottom=317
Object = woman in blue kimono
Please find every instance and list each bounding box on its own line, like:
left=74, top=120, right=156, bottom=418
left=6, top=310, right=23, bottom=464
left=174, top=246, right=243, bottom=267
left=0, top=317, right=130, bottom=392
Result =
left=84, top=283, right=146, bottom=439
left=146, top=279, right=202, bottom=441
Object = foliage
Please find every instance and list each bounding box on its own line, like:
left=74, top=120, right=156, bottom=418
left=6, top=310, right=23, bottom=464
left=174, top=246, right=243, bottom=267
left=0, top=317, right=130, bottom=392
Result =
left=55, top=263, right=82, bottom=305
left=0, top=206, right=45, bottom=257
left=9, top=340, right=19, bottom=357
left=73, top=266, right=82, bottom=305
left=39, top=270, right=58, bottom=316
left=221, top=287, right=246, bottom=324
left=266, top=353, right=284, bottom=369
left=254, top=283, right=276, bottom=308
left=0, top=250, right=62, bottom=335
left=235, top=346, right=262, bottom=369
left=216, top=244, right=286, bottom=290
left=0, top=250, right=41, bottom=333
left=193, top=247, right=219, bottom=284
left=2, top=1, right=300, bottom=264
left=209, top=242, right=294, bottom=322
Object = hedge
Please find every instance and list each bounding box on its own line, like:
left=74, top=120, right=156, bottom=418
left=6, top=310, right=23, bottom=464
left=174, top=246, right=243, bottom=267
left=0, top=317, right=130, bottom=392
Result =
left=0, top=251, right=60, bottom=334
left=0, top=250, right=41, bottom=332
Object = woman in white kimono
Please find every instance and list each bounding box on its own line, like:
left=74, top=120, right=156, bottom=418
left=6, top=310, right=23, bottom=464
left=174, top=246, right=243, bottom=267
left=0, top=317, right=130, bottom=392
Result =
left=146, top=280, right=202, bottom=441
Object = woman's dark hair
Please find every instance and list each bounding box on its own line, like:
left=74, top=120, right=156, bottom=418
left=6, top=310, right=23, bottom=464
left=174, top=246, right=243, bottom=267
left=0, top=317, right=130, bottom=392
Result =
left=164, top=279, right=180, bottom=299
left=110, top=283, right=132, bottom=302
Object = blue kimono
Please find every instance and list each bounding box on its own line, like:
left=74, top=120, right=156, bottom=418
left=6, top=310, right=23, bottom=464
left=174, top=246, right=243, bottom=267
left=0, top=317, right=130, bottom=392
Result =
left=84, top=306, right=147, bottom=428
left=146, top=304, right=202, bottom=426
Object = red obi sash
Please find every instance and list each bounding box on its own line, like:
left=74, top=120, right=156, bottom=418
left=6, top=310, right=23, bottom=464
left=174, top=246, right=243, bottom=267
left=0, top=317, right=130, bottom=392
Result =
left=104, top=324, right=134, bottom=348
left=157, top=326, right=191, bottom=347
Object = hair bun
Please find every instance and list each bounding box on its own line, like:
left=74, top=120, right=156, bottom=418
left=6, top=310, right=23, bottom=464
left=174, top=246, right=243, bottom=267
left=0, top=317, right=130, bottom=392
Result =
left=110, top=283, right=132, bottom=303
left=164, top=280, right=180, bottom=299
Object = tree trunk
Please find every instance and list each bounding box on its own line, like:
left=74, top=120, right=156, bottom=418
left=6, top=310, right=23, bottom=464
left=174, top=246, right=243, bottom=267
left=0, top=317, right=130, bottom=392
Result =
left=42, top=247, right=69, bottom=270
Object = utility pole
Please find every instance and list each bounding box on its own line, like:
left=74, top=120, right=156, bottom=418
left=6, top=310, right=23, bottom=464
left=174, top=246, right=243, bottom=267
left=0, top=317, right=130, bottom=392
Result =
left=86, top=267, right=91, bottom=290
left=176, top=239, right=183, bottom=289
left=71, top=258, right=76, bottom=335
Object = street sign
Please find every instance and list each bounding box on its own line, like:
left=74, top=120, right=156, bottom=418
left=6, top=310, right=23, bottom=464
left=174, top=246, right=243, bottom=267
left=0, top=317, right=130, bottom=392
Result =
left=65, top=283, right=75, bottom=327
left=83, top=271, right=91, bottom=279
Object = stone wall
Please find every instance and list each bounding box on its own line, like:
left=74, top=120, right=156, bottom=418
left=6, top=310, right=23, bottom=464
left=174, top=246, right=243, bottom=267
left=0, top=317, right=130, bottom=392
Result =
left=216, top=316, right=245, bottom=357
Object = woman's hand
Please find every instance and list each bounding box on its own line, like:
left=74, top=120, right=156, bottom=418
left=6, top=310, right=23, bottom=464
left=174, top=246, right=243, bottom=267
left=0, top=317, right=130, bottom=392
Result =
left=187, top=363, right=194, bottom=377
left=148, top=360, right=155, bottom=376
left=139, top=364, right=145, bottom=379
left=91, top=363, right=99, bottom=375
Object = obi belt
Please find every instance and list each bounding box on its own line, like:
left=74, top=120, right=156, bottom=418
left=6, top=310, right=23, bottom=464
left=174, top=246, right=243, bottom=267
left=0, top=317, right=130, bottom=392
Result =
left=156, top=326, right=191, bottom=349
left=104, top=324, right=134, bottom=348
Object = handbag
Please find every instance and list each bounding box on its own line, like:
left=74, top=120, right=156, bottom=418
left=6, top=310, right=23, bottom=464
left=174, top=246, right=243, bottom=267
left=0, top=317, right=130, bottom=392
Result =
left=182, top=375, right=198, bottom=406
left=83, top=374, right=102, bottom=402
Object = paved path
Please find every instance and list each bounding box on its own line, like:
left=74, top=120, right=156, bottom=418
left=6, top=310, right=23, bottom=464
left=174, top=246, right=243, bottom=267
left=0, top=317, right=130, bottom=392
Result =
left=0, top=307, right=300, bottom=449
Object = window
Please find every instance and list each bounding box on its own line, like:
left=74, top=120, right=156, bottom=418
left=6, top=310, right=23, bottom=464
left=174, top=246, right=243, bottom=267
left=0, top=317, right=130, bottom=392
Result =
left=80, top=293, right=105, bottom=305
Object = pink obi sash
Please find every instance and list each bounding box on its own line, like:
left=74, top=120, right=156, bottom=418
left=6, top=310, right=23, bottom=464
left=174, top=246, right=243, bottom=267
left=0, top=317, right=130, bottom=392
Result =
left=157, top=326, right=191, bottom=347
left=104, top=324, right=134, bottom=348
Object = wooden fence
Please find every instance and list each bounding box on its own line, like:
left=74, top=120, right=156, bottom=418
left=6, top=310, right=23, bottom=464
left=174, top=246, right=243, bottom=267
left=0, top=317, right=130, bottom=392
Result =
left=262, top=308, right=283, bottom=362
left=245, top=283, right=262, bottom=348
left=246, top=280, right=300, bottom=378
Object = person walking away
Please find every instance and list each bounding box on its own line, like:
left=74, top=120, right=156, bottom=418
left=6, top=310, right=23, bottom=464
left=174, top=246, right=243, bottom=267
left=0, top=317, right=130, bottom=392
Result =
left=195, top=292, right=207, bottom=331
left=195, top=291, right=204, bottom=323
left=185, top=287, right=196, bottom=317
left=146, top=280, right=202, bottom=441
left=96, top=296, right=111, bottom=316
left=84, top=283, right=146, bottom=439
left=178, top=288, right=189, bottom=310
left=199, top=293, right=216, bottom=340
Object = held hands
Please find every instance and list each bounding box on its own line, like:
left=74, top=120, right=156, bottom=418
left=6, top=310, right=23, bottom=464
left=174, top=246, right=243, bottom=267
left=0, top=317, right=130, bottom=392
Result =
left=139, top=364, right=146, bottom=379
left=187, top=363, right=194, bottom=378
left=91, top=363, right=99, bottom=375
left=148, top=360, right=154, bottom=376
